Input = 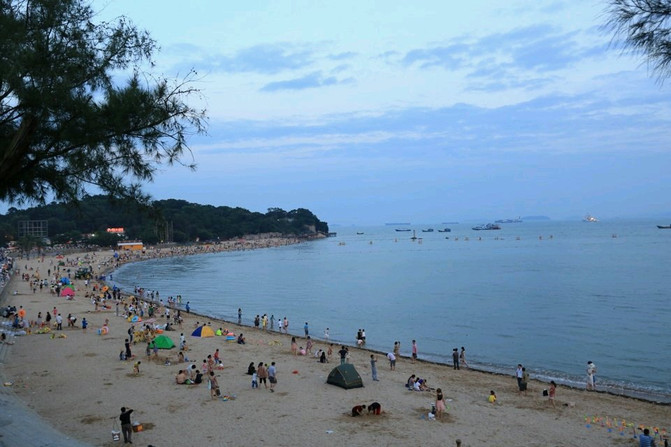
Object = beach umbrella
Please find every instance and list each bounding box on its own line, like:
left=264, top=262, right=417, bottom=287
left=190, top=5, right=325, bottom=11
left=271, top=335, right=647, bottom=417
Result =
left=60, top=277, right=70, bottom=285
left=191, top=325, right=215, bottom=338
left=60, top=285, right=75, bottom=297
left=150, top=335, right=175, bottom=349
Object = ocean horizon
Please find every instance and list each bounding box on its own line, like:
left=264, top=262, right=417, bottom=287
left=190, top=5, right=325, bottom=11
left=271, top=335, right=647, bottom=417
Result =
left=111, top=218, right=671, bottom=403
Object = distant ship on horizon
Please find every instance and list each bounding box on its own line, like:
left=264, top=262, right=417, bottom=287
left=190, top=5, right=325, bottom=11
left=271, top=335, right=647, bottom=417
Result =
left=583, top=214, right=599, bottom=222
left=495, top=217, right=522, bottom=223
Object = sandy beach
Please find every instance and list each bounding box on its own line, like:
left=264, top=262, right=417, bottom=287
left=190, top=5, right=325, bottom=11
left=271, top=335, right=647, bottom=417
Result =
left=0, top=247, right=668, bottom=447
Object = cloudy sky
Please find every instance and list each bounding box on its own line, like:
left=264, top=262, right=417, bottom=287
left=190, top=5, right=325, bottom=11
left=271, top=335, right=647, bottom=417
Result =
left=93, top=0, right=671, bottom=225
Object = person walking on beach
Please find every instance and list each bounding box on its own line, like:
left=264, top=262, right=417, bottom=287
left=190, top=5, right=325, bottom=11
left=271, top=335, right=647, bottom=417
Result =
left=283, top=317, right=289, bottom=334
left=370, top=354, right=379, bottom=381
left=268, top=361, right=277, bottom=392
left=304, top=321, right=309, bottom=337
left=324, top=327, right=329, bottom=341
left=278, top=317, right=283, bottom=333
left=411, top=340, right=418, bottom=363
left=119, top=407, right=133, bottom=444
left=452, top=348, right=460, bottom=370
left=460, top=347, right=468, bottom=368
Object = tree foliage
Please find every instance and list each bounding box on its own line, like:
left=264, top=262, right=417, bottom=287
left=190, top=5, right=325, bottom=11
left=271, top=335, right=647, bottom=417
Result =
left=0, top=195, right=329, bottom=245
left=0, top=0, right=206, bottom=206
left=606, top=0, right=671, bottom=81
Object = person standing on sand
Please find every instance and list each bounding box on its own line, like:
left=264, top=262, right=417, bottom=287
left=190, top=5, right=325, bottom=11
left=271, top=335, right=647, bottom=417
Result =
left=411, top=340, right=418, bottom=363
left=338, top=346, right=348, bottom=365
left=304, top=321, right=309, bottom=337
left=370, top=354, right=379, bottom=381
left=270, top=315, right=275, bottom=330
left=435, top=388, right=446, bottom=419
left=393, top=341, right=400, bottom=358
left=586, top=361, right=597, bottom=391
left=638, top=428, right=657, bottom=447
left=268, top=361, right=277, bottom=392
left=283, top=317, right=289, bottom=334
left=520, top=367, right=529, bottom=395
left=515, top=364, right=523, bottom=390
left=208, top=371, right=220, bottom=399
left=257, top=362, right=268, bottom=389
left=548, top=381, right=556, bottom=407
left=124, top=339, right=132, bottom=359
left=460, top=347, right=468, bottom=368
left=291, top=337, right=298, bottom=355
left=452, top=348, right=460, bottom=370
left=119, top=407, right=133, bottom=444
left=278, top=318, right=283, bottom=333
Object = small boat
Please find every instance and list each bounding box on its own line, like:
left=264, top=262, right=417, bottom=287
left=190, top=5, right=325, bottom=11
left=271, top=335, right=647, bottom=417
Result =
left=657, top=224, right=671, bottom=229
left=437, top=228, right=451, bottom=233
left=472, top=223, right=501, bottom=231
left=395, top=229, right=411, bottom=232
left=356, top=232, right=364, bottom=235
left=421, top=229, right=434, bottom=232
left=583, top=214, right=598, bottom=222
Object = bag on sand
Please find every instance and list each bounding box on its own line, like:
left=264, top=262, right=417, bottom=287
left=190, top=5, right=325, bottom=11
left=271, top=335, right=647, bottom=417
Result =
left=542, top=389, right=549, bottom=397
left=111, top=420, right=121, bottom=441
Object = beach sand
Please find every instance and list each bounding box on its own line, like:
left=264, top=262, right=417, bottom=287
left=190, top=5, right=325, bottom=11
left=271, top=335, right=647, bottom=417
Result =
left=1, top=249, right=668, bottom=446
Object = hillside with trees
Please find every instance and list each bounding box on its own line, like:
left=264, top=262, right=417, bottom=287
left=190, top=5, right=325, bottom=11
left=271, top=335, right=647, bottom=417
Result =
left=0, top=195, right=329, bottom=247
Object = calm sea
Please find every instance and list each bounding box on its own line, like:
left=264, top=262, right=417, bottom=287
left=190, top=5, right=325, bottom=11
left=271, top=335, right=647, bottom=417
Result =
left=111, top=219, right=671, bottom=402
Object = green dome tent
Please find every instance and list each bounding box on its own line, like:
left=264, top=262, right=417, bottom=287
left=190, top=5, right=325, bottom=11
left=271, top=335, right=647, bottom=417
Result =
left=326, top=363, right=363, bottom=389
left=149, top=335, right=175, bottom=349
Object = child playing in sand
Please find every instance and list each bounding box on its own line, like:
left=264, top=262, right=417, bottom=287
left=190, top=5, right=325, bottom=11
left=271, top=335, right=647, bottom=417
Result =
left=488, top=390, right=497, bottom=403
left=251, top=371, right=258, bottom=389
left=133, top=361, right=141, bottom=375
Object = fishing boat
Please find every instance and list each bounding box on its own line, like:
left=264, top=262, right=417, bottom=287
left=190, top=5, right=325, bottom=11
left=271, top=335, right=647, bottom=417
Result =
left=583, top=214, right=599, bottom=222
left=437, top=228, right=451, bottom=233
left=395, top=229, right=412, bottom=232
left=421, top=229, right=434, bottom=232
left=472, top=223, right=501, bottom=231
left=657, top=224, right=671, bottom=229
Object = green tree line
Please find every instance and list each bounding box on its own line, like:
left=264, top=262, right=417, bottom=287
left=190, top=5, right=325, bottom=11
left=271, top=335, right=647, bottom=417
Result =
left=0, top=195, right=329, bottom=246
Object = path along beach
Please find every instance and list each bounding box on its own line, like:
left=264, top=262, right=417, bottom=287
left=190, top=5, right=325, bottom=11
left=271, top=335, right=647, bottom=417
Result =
left=0, top=242, right=668, bottom=446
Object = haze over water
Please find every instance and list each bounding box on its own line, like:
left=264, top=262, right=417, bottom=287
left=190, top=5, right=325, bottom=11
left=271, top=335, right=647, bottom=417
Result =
left=112, top=219, right=671, bottom=402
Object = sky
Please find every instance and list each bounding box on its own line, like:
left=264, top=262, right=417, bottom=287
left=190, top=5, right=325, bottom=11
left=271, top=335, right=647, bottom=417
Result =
left=63, top=1, right=671, bottom=223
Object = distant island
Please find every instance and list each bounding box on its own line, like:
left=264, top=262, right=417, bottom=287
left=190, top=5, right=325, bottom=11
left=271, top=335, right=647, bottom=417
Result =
left=385, top=222, right=411, bottom=226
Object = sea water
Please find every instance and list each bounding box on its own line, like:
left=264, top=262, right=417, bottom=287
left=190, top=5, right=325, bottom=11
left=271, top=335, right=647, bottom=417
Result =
left=111, top=219, right=671, bottom=402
